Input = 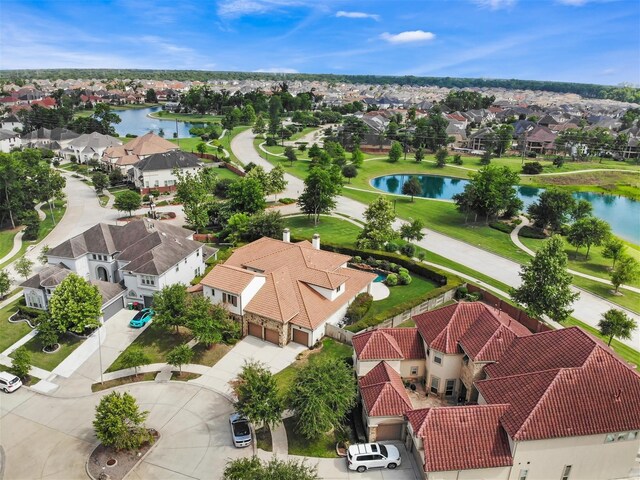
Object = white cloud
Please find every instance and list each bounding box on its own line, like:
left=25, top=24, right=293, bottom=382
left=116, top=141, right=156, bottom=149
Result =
left=336, top=11, right=380, bottom=21
left=557, top=0, right=588, bottom=5
left=217, top=0, right=306, bottom=18
left=253, top=67, right=299, bottom=73
left=380, top=30, right=435, bottom=44
left=471, top=0, right=516, bottom=9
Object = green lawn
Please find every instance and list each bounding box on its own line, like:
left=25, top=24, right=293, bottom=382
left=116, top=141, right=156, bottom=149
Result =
left=571, top=276, right=640, bottom=314
left=150, top=111, right=222, bottom=123
left=37, top=200, right=67, bottom=241
left=0, top=228, right=20, bottom=260
left=191, top=342, right=232, bottom=366
left=92, top=372, right=157, bottom=392
left=289, top=127, right=320, bottom=142
left=284, top=215, right=361, bottom=247
left=274, top=338, right=352, bottom=395
left=362, top=276, right=437, bottom=324
left=212, top=165, right=242, bottom=181
left=11, top=332, right=83, bottom=371
left=0, top=298, right=31, bottom=353
left=284, top=416, right=338, bottom=458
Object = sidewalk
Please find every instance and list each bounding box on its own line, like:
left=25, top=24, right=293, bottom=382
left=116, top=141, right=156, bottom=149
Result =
left=0, top=229, right=24, bottom=265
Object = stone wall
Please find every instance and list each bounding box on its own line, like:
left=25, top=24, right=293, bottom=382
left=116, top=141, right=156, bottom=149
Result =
left=243, top=312, right=287, bottom=346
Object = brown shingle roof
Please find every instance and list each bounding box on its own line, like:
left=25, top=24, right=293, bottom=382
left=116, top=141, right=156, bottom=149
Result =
left=405, top=405, right=513, bottom=472
left=201, top=264, right=263, bottom=295
left=20, top=264, right=71, bottom=289
left=353, top=328, right=425, bottom=361
left=124, top=132, right=178, bottom=157
left=360, top=362, right=413, bottom=417
left=477, top=349, right=640, bottom=441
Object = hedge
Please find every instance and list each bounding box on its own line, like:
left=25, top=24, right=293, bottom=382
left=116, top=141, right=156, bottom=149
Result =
left=519, top=226, right=547, bottom=239
left=489, top=221, right=513, bottom=234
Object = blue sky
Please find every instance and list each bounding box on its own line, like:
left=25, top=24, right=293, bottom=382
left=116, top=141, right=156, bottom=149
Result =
left=1, top=0, right=638, bottom=85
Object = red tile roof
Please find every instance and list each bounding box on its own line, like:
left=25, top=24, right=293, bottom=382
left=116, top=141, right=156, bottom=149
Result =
left=353, top=328, right=425, bottom=361
left=484, top=327, right=607, bottom=378
left=413, top=302, right=525, bottom=355
left=477, top=349, right=640, bottom=441
left=459, top=312, right=531, bottom=362
left=359, top=362, right=413, bottom=417
left=406, top=405, right=513, bottom=472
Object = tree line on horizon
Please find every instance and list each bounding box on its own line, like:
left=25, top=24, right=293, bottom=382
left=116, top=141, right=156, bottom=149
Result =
left=1, top=69, right=638, bottom=104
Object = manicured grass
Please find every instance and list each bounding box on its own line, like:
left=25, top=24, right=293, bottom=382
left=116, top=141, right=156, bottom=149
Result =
left=150, top=111, right=222, bottom=123
left=107, top=323, right=193, bottom=372
left=0, top=228, right=20, bottom=260
left=284, top=416, right=337, bottom=458
left=284, top=215, right=362, bottom=247
left=212, top=166, right=242, bottom=181
left=91, top=372, right=157, bottom=392
left=191, top=342, right=232, bottom=367
left=564, top=317, right=640, bottom=369
left=524, top=170, right=640, bottom=200
left=571, top=276, right=640, bottom=314
left=37, top=199, right=67, bottom=241
left=168, top=137, right=219, bottom=156
left=363, top=275, right=437, bottom=323
left=274, top=338, right=352, bottom=396
left=256, top=426, right=273, bottom=452
left=171, top=372, right=202, bottom=381
left=519, top=235, right=640, bottom=288
left=289, top=127, right=320, bottom=142
left=12, top=332, right=83, bottom=371
left=0, top=298, right=31, bottom=353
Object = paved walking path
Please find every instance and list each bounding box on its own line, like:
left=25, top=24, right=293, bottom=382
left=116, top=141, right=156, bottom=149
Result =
left=270, top=422, right=289, bottom=454
left=0, top=229, right=24, bottom=265
left=232, top=128, right=640, bottom=351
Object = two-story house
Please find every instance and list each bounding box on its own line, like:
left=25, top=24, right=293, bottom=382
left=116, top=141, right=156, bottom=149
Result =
left=200, top=231, right=376, bottom=347
left=132, top=150, right=202, bottom=194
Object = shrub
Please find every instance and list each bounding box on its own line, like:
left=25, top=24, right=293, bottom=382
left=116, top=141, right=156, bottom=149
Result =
left=379, top=260, right=391, bottom=271
left=455, top=286, right=469, bottom=299
left=384, top=242, right=399, bottom=253
left=522, top=162, right=543, bottom=174
left=398, top=271, right=412, bottom=285
left=400, top=243, right=416, bottom=258
left=488, top=221, right=513, bottom=234
left=389, top=263, right=400, bottom=273
left=553, top=156, right=565, bottom=168
left=215, top=178, right=235, bottom=198
left=519, top=226, right=547, bottom=239
left=142, top=194, right=150, bottom=202
left=365, top=256, right=377, bottom=266
left=452, top=154, right=463, bottom=165
left=385, top=273, right=398, bottom=286
left=526, top=151, right=537, bottom=158
left=221, top=319, right=242, bottom=345
left=265, top=137, right=278, bottom=147
left=352, top=255, right=362, bottom=263
left=346, top=293, right=373, bottom=323
left=278, top=197, right=296, bottom=204
left=150, top=189, right=161, bottom=197
left=398, top=267, right=409, bottom=275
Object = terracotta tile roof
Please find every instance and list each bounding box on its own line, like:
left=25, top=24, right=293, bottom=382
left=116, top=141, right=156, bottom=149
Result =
left=477, top=349, right=640, bottom=441
left=414, top=302, right=525, bottom=355
left=200, top=264, right=264, bottom=295
left=213, top=237, right=375, bottom=330
left=353, top=328, right=425, bottom=361
left=459, top=311, right=531, bottom=362
left=484, top=327, right=606, bottom=378
left=405, top=405, right=513, bottom=472
left=359, top=362, right=413, bottom=417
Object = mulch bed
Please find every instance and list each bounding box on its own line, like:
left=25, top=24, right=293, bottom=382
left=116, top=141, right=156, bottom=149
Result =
left=87, top=430, right=159, bottom=480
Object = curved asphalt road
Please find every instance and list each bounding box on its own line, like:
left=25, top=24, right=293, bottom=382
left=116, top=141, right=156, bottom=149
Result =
left=232, top=128, right=640, bottom=351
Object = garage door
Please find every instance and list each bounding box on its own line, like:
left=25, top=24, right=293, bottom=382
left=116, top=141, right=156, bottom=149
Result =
left=265, top=328, right=279, bottom=345
left=292, top=329, right=309, bottom=346
left=248, top=322, right=262, bottom=338
left=143, top=296, right=154, bottom=308
left=376, top=423, right=404, bottom=441
left=101, top=296, right=124, bottom=321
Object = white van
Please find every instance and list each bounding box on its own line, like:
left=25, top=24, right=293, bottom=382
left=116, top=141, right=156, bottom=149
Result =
left=0, top=372, right=23, bottom=393
left=347, top=442, right=401, bottom=472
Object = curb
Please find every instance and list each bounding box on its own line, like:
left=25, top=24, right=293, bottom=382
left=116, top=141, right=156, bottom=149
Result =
left=85, top=432, right=161, bottom=480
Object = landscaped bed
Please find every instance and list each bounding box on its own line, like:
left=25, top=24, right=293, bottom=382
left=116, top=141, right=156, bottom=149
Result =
left=12, top=332, right=83, bottom=371
left=91, top=372, right=157, bottom=392
left=87, top=429, right=159, bottom=480
left=255, top=426, right=273, bottom=452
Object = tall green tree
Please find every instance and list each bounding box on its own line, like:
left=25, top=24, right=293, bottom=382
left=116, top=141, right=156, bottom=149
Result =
left=567, top=216, right=611, bottom=259
left=231, top=361, right=283, bottom=429
left=175, top=168, right=217, bottom=233
left=11, top=346, right=32, bottom=379
left=92, top=172, right=109, bottom=193
left=357, top=196, right=397, bottom=250
left=268, top=164, right=287, bottom=200
left=598, top=309, right=637, bottom=347
left=610, top=255, right=640, bottom=294
left=400, top=219, right=425, bottom=242
left=388, top=141, right=402, bottom=163
left=246, top=211, right=284, bottom=240
left=91, top=103, right=121, bottom=136
left=602, top=238, right=627, bottom=268
left=223, top=456, right=319, bottom=480
left=114, top=190, right=141, bottom=218
left=49, top=273, right=103, bottom=334
left=14, top=256, right=34, bottom=280
left=153, top=283, right=188, bottom=333
left=120, top=346, right=151, bottom=378
left=298, top=167, right=341, bottom=225
left=0, top=269, right=11, bottom=298
left=511, top=235, right=579, bottom=322
left=351, top=147, right=364, bottom=167
left=252, top=114, right=266, bottom=135
left=166, top=343, right=194, bottom=373
left=435, top=148, right=448, bottom=167
left=527, top=188, right=576, bottom=232
left=188, top=296, right=227, bottom=347
left=341, top=164, right=357, bottom=183
left=93, top=391, right=153, bottom=451
left=287, top=358, right=357, bottom=440
left=227, top=177, right=266, bottom=215
left=402, top=177, right=422, bottom=202
left=145, top=88, right=157, bottom=103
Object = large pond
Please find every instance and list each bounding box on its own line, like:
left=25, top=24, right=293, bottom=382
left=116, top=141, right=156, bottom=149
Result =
left=112, top=106, right=203, bottom=138
left=371, top=174, right=640, bottom=244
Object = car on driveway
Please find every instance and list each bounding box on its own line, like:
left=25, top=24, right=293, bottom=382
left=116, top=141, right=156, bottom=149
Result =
left=347, top=442, right=401, bottom=472
left=229, top=413, right=252, bottom=447
left=129, top=308, right=154, bottom=328
left=0, top=372, right=23, bottom=393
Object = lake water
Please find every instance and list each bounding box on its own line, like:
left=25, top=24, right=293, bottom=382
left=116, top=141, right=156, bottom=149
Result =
left=371, top=174, right=640, bottom=244
left=113, top=106, right=203, bottom=138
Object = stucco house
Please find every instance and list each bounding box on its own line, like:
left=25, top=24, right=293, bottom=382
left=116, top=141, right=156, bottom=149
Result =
left=21, top=218, right=215, bottom=313
left=101, top=132, right=178, bottom=172
left=1, top=114, right=23, bottom=132
left=21, top=127, right=79, bottom=151
left=200, top=231, right=376, bottom=347
left=132, top=150, right=201, bottom=194
left=60, top=132, right=122, bottom=163
left=0, top=128, right=21, bottom=153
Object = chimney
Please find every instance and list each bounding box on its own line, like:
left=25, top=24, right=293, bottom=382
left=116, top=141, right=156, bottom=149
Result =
left=312, top=233, right=320, bottom=250
left=283, top=228, right=290, bottom=243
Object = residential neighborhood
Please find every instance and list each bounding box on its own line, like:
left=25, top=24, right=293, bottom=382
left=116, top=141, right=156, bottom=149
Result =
left=1, top=1, right=639, bottom=479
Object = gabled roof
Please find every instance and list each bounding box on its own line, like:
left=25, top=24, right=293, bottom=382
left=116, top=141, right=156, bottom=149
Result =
left=68, top=132, right=121, bottom=151
left=135, top=150, right=201, bottom=171
left=353, top=328, right=425, bottom=361
left=201, top=264, right=263, bottom=294
left=20, top=264, right=71, bottom=289
left=458, top=311, right=531, bottom=362
left=405, top=405, right=513, bottom=472
left=476, top=349, right=640, bottom=441
left=359, top=362, right=413, bottom=417
left=124, top=132, right=179, bottom=157
left=414, top=302, right=526, bottom=355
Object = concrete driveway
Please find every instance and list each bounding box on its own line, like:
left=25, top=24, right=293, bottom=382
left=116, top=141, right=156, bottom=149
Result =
left=0, top=382, right=245, bottom=480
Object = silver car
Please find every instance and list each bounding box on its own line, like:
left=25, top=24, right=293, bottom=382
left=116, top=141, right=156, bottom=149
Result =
left=229, top=413, right=252, bottom=447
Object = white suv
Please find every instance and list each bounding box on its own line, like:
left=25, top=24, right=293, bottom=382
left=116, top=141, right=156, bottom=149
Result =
left=347, top=442, right=401, bottom=472
left=0, top=372, right=22, bottom=393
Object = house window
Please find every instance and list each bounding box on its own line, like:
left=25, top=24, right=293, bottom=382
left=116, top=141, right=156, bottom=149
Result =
left=605, top=434, right=615, bottom=443
left=617, top=433, right=627, bottom=441
left=561, top=465, right=572, bottom=480
left=433, top=353, right=443, bottom=365
left=222, top=292, right=238, bottom=307
left=445, top=379, right=456, bottom=396
left=141, top=275, right=155, bottom=286
left=176, top=265, right=180, bottom=272
left=628, top=431, right=638, bottom=441
left=154, top=180, right=159, bottom=187
left=410, top=366, right=418, bottom=376
left=463, top=355, right=469, bottom=365
left=518, top=470, right=528, bottom=480
left=197, top=250, right=200, bottom=257
left=336, top=284, right=342, bottom=293
left=430, top=376, right=440, bottom=394
left=92, top=254, right=97, bottom=260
